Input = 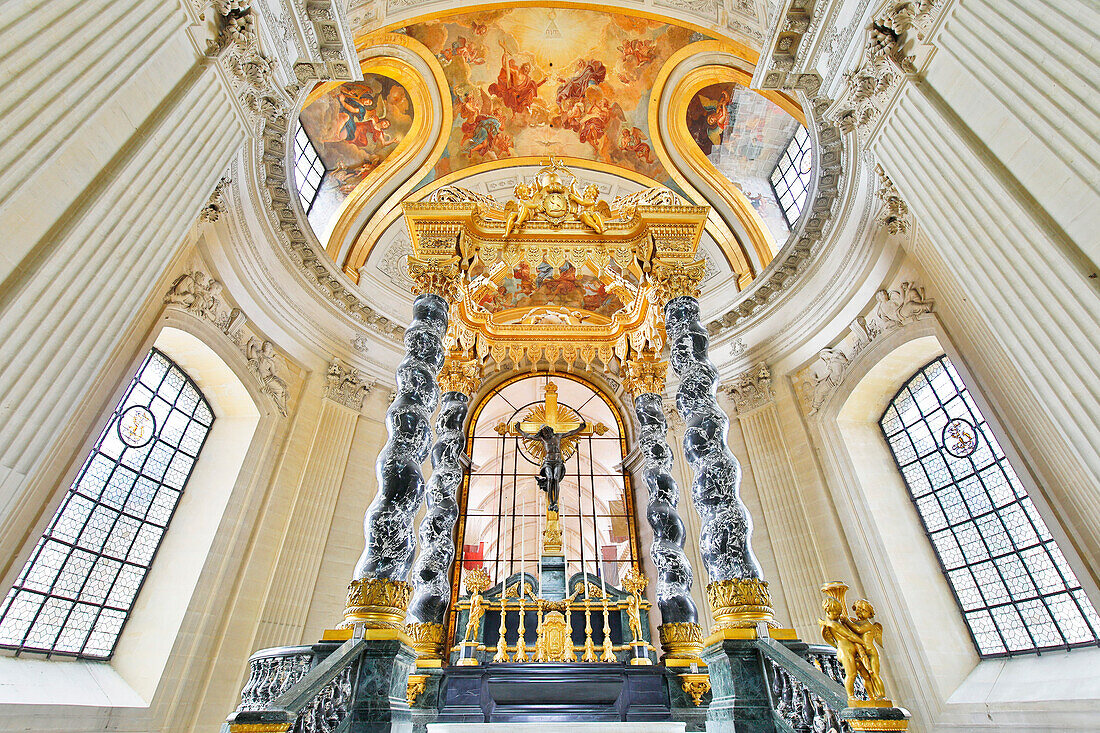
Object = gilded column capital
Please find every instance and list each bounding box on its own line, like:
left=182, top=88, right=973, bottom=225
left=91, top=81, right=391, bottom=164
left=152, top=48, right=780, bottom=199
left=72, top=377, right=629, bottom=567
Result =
left=724, top=362, right=774, bottom=415
left=407, top=255, right=460, bottom=299
left=623, top=351, right=668, bottom=397
left=437, top=353, right=481, bottom=396
left=651, top=258, right=706, bottom=306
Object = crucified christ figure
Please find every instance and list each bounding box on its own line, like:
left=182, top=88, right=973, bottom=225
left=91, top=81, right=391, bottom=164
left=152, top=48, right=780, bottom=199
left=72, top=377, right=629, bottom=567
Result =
left=514, top=421, right=587, bottom=513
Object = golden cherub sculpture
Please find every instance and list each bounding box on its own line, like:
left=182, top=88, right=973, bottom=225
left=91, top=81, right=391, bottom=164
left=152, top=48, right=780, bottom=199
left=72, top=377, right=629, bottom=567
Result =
left=499, top=159, right=614, bottom=237
left=462, top=567, right=492, bottom=643
left=818, top=581, right=888, bottom=704
left=621, top=565, right=648, bottom=644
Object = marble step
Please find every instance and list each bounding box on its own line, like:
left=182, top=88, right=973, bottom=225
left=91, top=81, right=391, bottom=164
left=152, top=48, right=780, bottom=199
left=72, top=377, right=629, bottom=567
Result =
left=428, top=724, right=686, bottom=733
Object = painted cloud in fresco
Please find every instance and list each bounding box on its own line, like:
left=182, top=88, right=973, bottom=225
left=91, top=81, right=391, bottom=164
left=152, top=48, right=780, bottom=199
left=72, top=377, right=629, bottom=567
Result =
left=686, top=82, right=802, bottom=242
left=404, top=8, right=702, bottom=185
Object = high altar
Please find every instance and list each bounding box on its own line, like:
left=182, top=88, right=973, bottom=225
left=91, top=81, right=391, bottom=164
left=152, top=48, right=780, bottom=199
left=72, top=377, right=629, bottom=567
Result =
left=225, top=162, right=911, bottom=732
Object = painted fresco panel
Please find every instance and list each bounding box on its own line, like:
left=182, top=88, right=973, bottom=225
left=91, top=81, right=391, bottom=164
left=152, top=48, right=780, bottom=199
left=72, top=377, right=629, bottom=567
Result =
left=404, top=8, right=703, bottom=185
left=686, top=82, right=801, bottom=240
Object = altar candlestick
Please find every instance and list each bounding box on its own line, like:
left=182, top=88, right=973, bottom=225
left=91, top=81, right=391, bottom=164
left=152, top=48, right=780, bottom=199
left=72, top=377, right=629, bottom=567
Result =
left=493, top=583, right=510, bottom=663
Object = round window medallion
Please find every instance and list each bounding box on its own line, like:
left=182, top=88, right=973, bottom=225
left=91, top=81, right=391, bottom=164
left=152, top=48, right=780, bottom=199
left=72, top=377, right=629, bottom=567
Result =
left=118, top=405, right=156, bottom=448
left=942, top=417, right=978, bottom=458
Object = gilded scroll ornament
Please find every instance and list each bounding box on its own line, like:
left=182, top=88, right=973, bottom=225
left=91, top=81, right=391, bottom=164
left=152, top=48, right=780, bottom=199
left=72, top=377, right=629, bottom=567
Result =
left=679, top=673, right=711, bottom=706
left=342, top=577, right=412, bottom=629
left=406, top=674, right=428, bottom=706
left=819, top=581, right=891, bottom=706
left=707, top=578, right=776, bottom=630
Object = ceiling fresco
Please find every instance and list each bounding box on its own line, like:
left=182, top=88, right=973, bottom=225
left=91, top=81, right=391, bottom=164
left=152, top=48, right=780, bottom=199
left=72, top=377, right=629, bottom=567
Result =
left=402, top=8, right=704, bottom=185
left=685, top=82, right=802, bottom=241
left=470, top=260, right=627, bottom=321
left=298, top=75, right=414, bottom=236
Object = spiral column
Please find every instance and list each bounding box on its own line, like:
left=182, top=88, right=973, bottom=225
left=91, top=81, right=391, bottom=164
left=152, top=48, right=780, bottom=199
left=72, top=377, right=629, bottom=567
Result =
left=344, top=258, right=458, bottom=629
left=407, top=353, right=480, bottom=660
left=653, top=260, right=774, bottom=631
left=624, top=351, right=702, bottom=663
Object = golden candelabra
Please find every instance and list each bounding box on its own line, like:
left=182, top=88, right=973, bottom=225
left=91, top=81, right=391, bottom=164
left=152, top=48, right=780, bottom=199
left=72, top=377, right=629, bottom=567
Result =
left=493, top=590, right=510, bottom=663
left=514, top=589, right=529, bottom=662
left=582, top=598, right=598, bottom=662
left=600, top=595, right=616, bottom=662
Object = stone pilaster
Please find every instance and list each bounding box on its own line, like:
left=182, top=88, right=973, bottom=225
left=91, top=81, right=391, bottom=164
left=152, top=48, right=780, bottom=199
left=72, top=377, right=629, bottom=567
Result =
left=725, top=364, right=828, bottom=636
left=624, top=351, right=701, bottom=663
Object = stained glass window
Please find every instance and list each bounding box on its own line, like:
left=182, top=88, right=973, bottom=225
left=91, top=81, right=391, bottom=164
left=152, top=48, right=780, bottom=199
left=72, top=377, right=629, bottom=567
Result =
left=294, top=125, right=325, bottom=214
left=880, top=356, right=1100, bottom=657
left=769, top=125, right=813, bottom=226
left=456, top=375, right=637, bottom=596
left=0, top=349, right=214, bottom=660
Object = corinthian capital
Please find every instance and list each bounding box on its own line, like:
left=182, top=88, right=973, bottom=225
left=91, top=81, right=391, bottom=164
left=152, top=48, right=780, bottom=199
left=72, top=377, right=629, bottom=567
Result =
left=623, top=350, right=668, bottom=397
left=437, top=352, right=481, bottom=396
left=724, top=362, right=774, bottom=415
left=407, top=255, right=460, bottom=299
left=650, top=258, right=706, bottom=306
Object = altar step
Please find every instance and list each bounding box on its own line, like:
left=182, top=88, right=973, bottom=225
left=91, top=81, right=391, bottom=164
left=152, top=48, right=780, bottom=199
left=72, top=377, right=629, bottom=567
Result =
left=428, top=724, right=685, bottom=733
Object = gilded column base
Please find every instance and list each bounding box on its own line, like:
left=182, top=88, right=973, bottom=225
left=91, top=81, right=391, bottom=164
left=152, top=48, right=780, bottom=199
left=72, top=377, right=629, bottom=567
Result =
left=658, top=621, right=704, bottom=664
left=542, top=510, right=563, bottom=555
left=841, top=704, right=911, bottom=731
left=341, top=577, right=412, bottom=629
left=406, top=621, right=445, bottom=660
left=707, top=578, right=776, bottom=630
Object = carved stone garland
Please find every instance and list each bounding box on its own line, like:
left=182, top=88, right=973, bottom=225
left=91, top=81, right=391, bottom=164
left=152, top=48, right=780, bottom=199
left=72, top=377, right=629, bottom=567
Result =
left=624, top=354, right=702, bottom=662
left=406, top=353, right=480, bottom=658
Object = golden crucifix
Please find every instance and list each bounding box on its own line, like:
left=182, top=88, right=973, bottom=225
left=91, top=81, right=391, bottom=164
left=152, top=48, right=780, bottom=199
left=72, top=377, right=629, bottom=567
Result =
left=496, top=382, right=607, bottom=554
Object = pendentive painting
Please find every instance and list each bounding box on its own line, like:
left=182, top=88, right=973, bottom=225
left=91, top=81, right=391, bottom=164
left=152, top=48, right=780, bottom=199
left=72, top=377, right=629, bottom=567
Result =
left=404, top=8, right=703, bottom=185
left=685, top=82, right=802, bottom=242
left=298, top=75, right=414, bottom=237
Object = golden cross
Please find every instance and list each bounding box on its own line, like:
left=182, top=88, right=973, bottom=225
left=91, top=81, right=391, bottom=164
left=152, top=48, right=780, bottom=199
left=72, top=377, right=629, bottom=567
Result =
left=496, top=381, right=608, bottom=454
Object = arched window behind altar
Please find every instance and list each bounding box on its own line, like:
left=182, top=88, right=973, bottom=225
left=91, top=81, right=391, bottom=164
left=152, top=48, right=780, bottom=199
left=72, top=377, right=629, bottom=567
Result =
left=454, top=373, right=637, bottom=601
left=881, top=356, right=1100, bottom=657
left=0, top=349, right=214, bottom=659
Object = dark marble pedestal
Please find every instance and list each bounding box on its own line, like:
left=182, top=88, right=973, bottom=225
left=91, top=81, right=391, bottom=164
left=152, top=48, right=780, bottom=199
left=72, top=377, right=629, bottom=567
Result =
left=437, top=662, right=672, bottom=723
left=349, top=638, right=417, bottom=733
left=702, top=638, right=776, bottom=733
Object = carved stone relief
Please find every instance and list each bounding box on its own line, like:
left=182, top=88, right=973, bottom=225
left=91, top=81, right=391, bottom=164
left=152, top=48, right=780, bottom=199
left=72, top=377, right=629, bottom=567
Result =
left=723, top=362, right=775, bottom=414
left=799, top=280, right=934, bottom=414
left=324, top=358, right=376, bottom=410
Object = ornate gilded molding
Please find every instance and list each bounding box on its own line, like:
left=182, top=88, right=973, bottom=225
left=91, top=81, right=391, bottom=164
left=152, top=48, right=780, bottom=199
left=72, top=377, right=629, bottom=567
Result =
left=405, top=622, right=444, bottom=660
left=406, top=674, right=428, bottom=706
left=707, top=578, right=776, bottom=630
left=437, top=352, right=481, bottom=396
left=324, top=358, right=375, bottom=410
left=801, top=281, right=934, bottom=414
left=658, top=622, right=704, bottom=662
left=342, top=577, right=412, bottom=629
left=723, top=362, right=775, bottom=415
left=407, top=255, right=460, bottom=299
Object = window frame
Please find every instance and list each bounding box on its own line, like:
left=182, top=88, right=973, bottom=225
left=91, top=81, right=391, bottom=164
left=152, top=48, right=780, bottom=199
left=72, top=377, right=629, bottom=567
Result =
left=0, top=348, right=215, bottom=661
left=293, top=125, right=326, bottom=215
left=769, top=124, right=813, bottom=228
left=879, top=356, right=1100, bottom=658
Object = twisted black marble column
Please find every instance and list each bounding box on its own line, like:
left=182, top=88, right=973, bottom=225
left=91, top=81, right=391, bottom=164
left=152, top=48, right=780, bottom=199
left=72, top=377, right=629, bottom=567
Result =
left=354, top=293, right=449, bottom=581
left=408, top=389, right=469, bottom=625
left=634, top=392, right=697, bottom=623
left=664, top=296, right=763, bottom=582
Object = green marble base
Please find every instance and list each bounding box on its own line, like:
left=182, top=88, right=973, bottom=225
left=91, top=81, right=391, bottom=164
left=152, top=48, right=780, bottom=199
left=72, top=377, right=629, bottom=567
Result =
left=701, top=638, right=776, bottom=733
left=349, top=637, right=417, bottom=733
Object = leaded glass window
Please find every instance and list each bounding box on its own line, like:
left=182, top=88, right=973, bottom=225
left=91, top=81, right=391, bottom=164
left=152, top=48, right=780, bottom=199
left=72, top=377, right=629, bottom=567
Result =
left=456, top=375, right=637, bottom=597
left=0, top=349, right=214, bottom=659
left=769, top=125, right=812, bottom=226
left=880, top=356, right=1100, bottom=657
left=294, top=125, right=325, bottom=214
